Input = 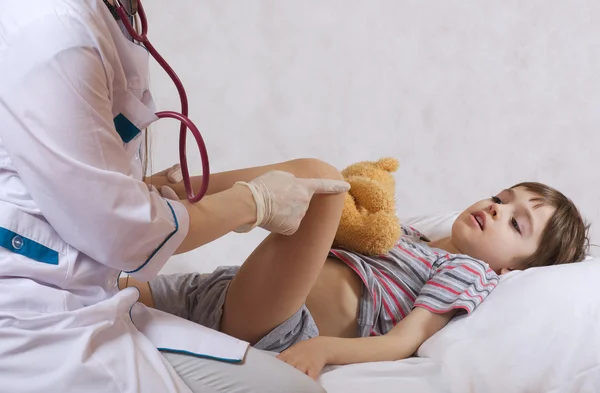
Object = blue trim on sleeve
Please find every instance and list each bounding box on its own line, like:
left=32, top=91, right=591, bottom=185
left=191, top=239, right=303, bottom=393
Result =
left=157, top=348, right=244, bottom=364
left=114, top=113, right=141, bottom=143
left=0, top=227, right=59, bottom=265
left=124, top=200, right=179, bottom=274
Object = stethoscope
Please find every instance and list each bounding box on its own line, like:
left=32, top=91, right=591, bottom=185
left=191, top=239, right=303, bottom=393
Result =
left=114, top=0, right=209, bottom=203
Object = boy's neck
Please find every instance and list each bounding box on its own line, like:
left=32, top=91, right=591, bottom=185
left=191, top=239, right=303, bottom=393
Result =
left=428, top=236, right=463, bottom=255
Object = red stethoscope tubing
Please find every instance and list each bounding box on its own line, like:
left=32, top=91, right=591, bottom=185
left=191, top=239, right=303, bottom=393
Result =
left=114, top=0, right=209, bottom=202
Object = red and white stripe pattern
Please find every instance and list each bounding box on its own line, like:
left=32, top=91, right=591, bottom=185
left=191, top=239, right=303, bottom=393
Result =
left=330, top=225, right=499, bottom=337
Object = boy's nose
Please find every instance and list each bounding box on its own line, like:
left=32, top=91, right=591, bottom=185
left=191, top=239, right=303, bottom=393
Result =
left=488, top=203, right=498, bottom=218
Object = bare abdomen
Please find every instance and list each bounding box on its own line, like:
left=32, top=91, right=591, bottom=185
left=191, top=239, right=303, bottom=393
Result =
left=305, top=257, right=362, bottom=338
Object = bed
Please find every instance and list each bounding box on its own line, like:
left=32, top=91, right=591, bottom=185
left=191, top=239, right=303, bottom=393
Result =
left=159, top=212, right=600, bottom=392
left=321, top=357, right=447, bottom=393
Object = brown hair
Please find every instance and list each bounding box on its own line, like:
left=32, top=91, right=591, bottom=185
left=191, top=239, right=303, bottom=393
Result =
left=511, top=182, right=589, bottom=268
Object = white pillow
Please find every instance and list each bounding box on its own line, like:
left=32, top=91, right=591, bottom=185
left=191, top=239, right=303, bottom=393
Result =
left=404, top=213, right=600, bottom=392
left=402, top=211, right=459, bottom=241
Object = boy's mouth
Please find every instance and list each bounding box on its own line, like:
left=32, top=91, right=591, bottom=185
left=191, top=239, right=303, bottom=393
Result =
left=471, top=211, right=486, bottom=230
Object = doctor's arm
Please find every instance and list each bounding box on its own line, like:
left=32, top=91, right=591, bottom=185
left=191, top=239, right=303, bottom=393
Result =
left=173, top=185, right=255, bottom=254
left=147, top=158, right=340, bottom=201
left=277, top=307, right=455, bottom=379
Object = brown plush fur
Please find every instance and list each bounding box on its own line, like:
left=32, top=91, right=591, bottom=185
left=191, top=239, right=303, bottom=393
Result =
left=333, top=157, right=402, bottom=255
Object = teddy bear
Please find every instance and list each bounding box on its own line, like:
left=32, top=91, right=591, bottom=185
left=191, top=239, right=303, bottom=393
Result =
left=333, top=157, right=401, bottom=255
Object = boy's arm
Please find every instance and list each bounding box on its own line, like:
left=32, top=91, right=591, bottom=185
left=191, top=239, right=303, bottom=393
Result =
left=277, top=307, right=455, bottom=380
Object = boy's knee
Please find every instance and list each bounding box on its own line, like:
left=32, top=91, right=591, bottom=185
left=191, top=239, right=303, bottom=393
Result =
left=288, top=158, right=344, bottom=182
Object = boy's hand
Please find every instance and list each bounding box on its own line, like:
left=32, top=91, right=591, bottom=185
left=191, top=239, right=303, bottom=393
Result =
left=276, top=337, right=331, bottom=380
left=276, top=309, right=457, bottom=379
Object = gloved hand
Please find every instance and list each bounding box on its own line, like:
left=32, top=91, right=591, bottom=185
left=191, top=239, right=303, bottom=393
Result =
left=159, top=185, right=180, bottom=201
left=162, top=163, right=183, bottom=184
left=145, top=164, right=183, bottom=195
left=234, top=170, right=350, bottom=235
left=146, top=163, right=183, bottom=201
left=146, top=181, right=179, bottom=201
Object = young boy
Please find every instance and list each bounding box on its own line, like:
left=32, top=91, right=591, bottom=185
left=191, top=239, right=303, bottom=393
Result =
left=124, top=181, right=588, bottom=380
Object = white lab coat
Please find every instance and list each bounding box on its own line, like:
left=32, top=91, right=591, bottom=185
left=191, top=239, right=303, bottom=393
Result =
left=0, top=1, right=248, bottom=392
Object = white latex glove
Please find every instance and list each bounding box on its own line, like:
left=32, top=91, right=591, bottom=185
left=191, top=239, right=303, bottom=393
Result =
left=234, top=170, right=350, bottom=235
left=147, top=164, right=182, bottom=200
left=146, top=163, right=183, bottom=187
left=164, top=163, right=183, bottom=184
left=147, top=181, right=179, bottom=201
left=159, top=185, right=180, bottom=201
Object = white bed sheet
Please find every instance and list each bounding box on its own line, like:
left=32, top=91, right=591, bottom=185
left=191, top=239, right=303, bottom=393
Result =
left=319, top=357, right=448, bottom=393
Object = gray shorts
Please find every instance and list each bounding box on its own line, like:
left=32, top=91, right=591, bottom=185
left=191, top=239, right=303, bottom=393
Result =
left=149, top=266, right=319, bottom=353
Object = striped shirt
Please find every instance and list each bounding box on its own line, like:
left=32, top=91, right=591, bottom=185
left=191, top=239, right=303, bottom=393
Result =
left=330, top=225, right=499, bottom=337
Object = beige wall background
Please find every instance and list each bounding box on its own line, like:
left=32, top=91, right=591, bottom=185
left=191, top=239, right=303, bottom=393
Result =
left=143, top=0, right=600, bottom=273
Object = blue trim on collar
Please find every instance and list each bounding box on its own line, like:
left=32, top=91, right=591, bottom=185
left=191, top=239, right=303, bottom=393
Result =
left=0, top=227, right=59, bottom=265
left=114, top=113, right=141, bottom=143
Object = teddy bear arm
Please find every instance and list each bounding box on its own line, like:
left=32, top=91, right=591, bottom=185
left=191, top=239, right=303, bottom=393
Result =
left=348, top=177, right=395, bottom=212
left=334, top=212, right=401, bottom=255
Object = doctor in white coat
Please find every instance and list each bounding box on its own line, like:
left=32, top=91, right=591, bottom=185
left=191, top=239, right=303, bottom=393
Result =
left=0, top=0, right=349, bottom=392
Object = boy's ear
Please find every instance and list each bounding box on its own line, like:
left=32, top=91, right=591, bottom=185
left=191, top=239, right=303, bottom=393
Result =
left=500, top=267, right=520, bottom=275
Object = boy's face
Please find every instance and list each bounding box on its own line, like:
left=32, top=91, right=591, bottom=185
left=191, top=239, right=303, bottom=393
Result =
left=451, top=186, right=555, bottom=274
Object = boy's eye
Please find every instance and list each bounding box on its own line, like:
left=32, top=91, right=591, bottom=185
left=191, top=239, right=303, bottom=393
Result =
left=511, top=218, right=522, bottom=234
left=492, top=196, right=522, bottom=234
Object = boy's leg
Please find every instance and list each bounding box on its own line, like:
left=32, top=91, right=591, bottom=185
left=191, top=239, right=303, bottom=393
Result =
left=137, top=158, right=345, bottom=345
left=220, top=161, right=345, bottom=344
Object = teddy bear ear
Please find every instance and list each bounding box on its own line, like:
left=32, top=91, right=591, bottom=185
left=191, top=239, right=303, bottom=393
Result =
left=376, top=157, right=399, bottom=172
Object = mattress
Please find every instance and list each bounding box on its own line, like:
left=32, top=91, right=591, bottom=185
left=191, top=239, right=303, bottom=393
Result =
left=319, top=357, right=448, bottom=393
